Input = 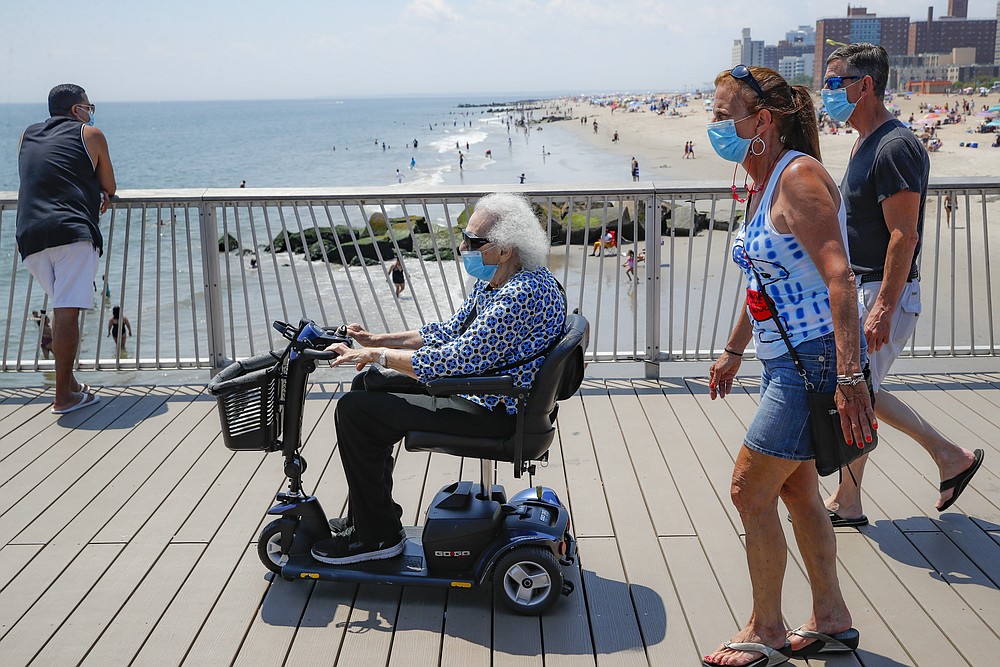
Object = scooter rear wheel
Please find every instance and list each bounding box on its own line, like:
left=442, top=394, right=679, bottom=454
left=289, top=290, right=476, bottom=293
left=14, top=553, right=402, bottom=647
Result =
left=493, top=546, right=562, bottom=615
left=258, top=519, right=292, bottom=574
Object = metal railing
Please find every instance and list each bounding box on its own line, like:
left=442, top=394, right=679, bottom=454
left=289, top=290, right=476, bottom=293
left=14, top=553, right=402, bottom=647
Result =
left=1, top=179, right=999, bottom=380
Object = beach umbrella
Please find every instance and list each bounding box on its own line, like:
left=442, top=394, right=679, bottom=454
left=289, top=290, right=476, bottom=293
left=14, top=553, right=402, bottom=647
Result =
left=989, top=105, right=1000, bottom=112
left=986, top=120, right=1000, bottom=127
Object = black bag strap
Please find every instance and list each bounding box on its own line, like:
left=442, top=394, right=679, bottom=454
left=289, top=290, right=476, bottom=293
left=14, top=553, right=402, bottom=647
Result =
left=458, top=278, right=568, bottom=376
left=746, top=260, right=814, bottom=392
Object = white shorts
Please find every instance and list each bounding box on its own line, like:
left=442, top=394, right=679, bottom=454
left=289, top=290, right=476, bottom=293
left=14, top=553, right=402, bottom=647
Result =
left=23, top=241, right=100, bottom=310
left=858, top=279, right=921, bottom=392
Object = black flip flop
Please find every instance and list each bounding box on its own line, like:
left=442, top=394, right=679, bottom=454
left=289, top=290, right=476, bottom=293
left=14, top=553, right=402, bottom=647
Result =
left=938, top=449, right=984, bottom=512
left=829, top=511, right=868, bottom=527
left=784, top=627, right=860, bottom=658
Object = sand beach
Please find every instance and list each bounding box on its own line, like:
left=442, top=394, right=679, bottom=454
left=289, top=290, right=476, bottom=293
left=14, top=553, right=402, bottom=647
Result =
left=548, top=91, right=1000, bottom=183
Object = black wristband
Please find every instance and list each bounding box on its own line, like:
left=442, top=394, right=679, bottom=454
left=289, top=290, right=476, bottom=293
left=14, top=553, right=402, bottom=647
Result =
left=724, top=347, right=743, bottom=357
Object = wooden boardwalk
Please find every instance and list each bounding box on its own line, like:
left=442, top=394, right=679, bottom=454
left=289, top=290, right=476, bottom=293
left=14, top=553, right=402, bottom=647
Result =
left=0, top=372, right=998, bottom=666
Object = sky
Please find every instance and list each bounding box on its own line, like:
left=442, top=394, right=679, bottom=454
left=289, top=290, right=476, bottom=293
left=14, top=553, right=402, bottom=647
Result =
left=2, top=0, right=998, bottom=103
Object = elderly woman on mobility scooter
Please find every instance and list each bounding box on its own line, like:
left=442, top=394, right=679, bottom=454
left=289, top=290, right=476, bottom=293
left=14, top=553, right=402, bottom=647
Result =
left=313, top=192, right=567, bottom=565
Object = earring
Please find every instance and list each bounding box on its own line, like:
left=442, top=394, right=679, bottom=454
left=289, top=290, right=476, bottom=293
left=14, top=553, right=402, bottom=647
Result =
left=750, top=136, right=766, bottom=157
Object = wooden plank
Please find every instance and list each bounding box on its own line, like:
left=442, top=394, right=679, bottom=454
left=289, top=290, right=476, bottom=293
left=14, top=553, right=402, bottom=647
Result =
left=233, top=574, right=313, bottom=667
left=540, top=559, right=596, bottom=667
left=333, top=585, right=401, bottom=666
left=0, top=388, right=147, bottom=525
left=282, top=580, right=357, bottom=666
left=69, top=543, right=206, bottom=666
left=934, top=513, right=1000, bottom=588
left=611, top=380, right=694, bottom=537
left=0, top=391, right=48, bottom=439
left=638, top=384, right=753, bottom=625
left=11, top=387, right=179, bottom=544
left=658, top=536, right=737, bottom=662
left=133, top=434, right=312, bottom=666
left=493, top=608, right=542, bottom=667
left=0, top=399, right=225, bottom=641
left=180, top=545, right=273, bottom=666
left=387, top=587, right=446, bottom=667
left=905, top=531, right=1000, bottom=664
left=583, top=385, right=699, bottom=665
left=835, top=531, right=971, bottom=665
left=439, top=588, right=492, bottom=667
left=0, top=543, right=124, bottom=663
left=557, top=387, right=614, bottom=538
left=0, top=386, right=129, bottom=481
left=575, top=537, right=648, bottom=666
left=91, top=398, right=225, bottom=543
left=0, top=544, right=42, bottom=593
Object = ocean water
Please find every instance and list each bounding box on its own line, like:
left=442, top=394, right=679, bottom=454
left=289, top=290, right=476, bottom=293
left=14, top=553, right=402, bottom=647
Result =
left=0, top=95, right=629, bottom=192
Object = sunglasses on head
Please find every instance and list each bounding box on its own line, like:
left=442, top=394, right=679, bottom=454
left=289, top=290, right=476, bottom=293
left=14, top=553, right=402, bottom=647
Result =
left=824, top=75, right=860, bottom=90
left=730, top=64, right=766, bottom=100
left=461, top=230, right=491, bottom=250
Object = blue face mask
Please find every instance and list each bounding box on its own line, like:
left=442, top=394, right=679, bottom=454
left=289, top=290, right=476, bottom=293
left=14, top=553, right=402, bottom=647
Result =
left=821, top=88, right=856, bottom=123
left=85, top=110, right=95, bottom=127
left=706, top=118, right=755, bottom=163
left=461, top=251, right=498, bottom=282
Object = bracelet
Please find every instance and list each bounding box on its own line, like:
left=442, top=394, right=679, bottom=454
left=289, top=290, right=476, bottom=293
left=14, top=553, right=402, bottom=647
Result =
left=836, top=373, right=865, bottom=386
left=724, top=347, right=743, bottom=357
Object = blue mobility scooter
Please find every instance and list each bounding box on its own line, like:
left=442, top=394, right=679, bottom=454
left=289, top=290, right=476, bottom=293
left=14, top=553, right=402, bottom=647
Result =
left=208, top=314, right=588, bottom=615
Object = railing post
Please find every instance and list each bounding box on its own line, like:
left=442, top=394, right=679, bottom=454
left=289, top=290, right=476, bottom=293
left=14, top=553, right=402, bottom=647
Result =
left=199, top=201, right=228, bottom=374
left=644, top=193, right=660, bottom=379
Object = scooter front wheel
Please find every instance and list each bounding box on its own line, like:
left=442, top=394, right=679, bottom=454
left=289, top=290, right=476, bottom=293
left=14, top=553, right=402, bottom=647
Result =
left=258, top=519, right=292, bottom=574
left=493, top=546, right=563, bottom=615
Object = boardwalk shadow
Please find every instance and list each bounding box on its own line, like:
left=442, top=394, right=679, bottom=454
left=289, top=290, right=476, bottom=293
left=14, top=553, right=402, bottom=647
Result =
left=861, top=517, right=1000, bottom=590
left=261, top=566, right=666, bottom=657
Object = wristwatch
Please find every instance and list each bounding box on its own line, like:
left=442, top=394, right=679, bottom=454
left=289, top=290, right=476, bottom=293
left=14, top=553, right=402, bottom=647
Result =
left=378, top=349, right=387, bottom=367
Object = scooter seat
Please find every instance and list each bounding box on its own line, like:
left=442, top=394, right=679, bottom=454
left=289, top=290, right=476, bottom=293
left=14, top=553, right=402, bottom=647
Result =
left=404, top=430, right=553, bottom=461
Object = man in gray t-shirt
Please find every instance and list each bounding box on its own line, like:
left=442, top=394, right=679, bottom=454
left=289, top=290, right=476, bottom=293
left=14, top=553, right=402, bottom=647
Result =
left=822, top=44, right=982, bottom=526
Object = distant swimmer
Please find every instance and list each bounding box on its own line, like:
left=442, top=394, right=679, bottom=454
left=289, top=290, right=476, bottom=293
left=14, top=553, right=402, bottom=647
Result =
left=508, top=137, right=512, bottom=147
left=519, top=173, right=526, bottom=184
left=465, top=141, right=469, bottom=150
left=240, top=180, right=246, bottom=188
left=485, top=149, right=492, bottom=159
left=631, top=157, right=639, bottom=182
left=459, top=151, right=464, bottom=169
left=413, top=139, right=418, bottom=148
left=396, top=169, right=404, bottom=183
left=382, top=142, right=386, bottom=150
left=410, top=157, right=416, bottom=169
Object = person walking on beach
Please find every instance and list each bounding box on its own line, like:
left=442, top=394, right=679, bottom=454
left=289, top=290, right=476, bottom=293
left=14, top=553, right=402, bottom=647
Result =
left=821, top=43, right=983, bottom=523
left=630, top=157, right=639, bottom=182
left=390, top=257, right=406, bottom=297
left=622, top=249, right=644, bottom=282
left=684, top=141, right=690, bottom=158
left=704, top=64, right=870, bottom=666
left=409, top=157, right=416, bottom=170
left=16, top=84, right=115, bottom=415
left=108, top=305, right=132, bottom=349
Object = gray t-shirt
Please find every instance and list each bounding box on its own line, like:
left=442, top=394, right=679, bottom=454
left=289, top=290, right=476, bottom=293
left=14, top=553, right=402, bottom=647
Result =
left=841, top=119, right=929, bottom=275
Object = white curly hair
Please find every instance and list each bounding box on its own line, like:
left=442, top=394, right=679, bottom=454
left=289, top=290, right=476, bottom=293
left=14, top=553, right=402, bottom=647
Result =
left=474, top=192, right=549, bottom=270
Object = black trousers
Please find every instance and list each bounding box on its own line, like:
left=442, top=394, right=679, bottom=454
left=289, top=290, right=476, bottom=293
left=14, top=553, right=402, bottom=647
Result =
left=335, top=374, right=516, bottom=544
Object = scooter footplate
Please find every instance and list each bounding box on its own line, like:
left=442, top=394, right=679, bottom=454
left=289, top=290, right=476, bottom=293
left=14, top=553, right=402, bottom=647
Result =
left=280, top=533, right=476, bottom=589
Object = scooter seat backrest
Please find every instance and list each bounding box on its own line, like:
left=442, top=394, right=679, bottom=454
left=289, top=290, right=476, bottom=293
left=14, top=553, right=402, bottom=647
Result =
left=404, top=313, right=589, bottom=463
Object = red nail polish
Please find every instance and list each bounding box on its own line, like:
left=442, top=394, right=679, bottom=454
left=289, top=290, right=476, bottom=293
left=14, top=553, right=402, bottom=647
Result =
left=865, top=436, right=872, bottom=443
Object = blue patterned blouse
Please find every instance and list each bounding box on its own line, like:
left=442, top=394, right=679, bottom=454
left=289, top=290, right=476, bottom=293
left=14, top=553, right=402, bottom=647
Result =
left=412, top=267, right=566, bottom=414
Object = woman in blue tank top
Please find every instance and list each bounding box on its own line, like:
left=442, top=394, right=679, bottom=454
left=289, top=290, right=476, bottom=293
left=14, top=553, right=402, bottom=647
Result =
left=700, top=66, right=876, bottom=667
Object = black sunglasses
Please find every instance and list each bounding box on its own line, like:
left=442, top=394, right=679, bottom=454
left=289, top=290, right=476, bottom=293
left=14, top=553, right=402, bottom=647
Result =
left=731, top=65, right=766, bottom=100
left=461, top=230, right=491, bottom=250
left=824, top=75, right=861, bottom=91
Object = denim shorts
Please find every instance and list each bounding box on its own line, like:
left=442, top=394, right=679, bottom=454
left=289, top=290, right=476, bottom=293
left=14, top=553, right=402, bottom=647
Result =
left=745, top=332, right=859, bottom=461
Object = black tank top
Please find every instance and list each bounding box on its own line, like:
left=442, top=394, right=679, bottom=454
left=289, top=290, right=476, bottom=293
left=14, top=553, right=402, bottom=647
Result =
left=16, top=116, right=102, bottom=260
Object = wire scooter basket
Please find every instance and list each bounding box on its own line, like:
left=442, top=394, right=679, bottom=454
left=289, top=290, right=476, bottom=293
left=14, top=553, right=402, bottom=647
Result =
left=208, top=352, right=285, bottom=452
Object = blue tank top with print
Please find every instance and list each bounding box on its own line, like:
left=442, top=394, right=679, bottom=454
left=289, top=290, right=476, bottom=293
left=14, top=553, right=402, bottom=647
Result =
left=731, top=150, right=848, bottom=360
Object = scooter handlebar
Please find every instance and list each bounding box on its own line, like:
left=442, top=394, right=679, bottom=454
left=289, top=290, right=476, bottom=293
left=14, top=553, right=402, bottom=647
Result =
left=300, top=348, right=340, bottom=361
